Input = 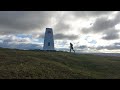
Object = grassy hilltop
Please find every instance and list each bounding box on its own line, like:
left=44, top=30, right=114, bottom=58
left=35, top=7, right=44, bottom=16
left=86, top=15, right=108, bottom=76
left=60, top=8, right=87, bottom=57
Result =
left=0, top=48, right=120, bottom=79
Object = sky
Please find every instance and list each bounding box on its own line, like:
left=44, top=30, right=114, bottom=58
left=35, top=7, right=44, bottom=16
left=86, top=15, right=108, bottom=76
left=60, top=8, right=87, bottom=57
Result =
left=0, top=11, right=120, bottom=53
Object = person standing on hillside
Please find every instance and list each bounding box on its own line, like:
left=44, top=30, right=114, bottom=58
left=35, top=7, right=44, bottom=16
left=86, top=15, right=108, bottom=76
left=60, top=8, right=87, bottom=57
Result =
left=70, top=43, right=75, bottom=53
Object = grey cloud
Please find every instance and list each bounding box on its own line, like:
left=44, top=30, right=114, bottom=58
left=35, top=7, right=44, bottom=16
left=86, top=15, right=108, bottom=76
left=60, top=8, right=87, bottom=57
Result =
left=72, top=11, right=113, bottom=18
left=54, top=21, right=70, bottom=32
left=76, top=41, right=120, bottom=51
left=97, top=45, right=120, bottom=50
left=3, top=38, right=30, bottom=43
left=96, top=43, right=120, bottom=50
left=96, top=46, right=104, bottom=50
left=114, top=12, right=120, bottom=23
left=54, top=33, right=78, bottom=40
left=92, top=17, right=116, bottom=32
left=102, top=29, right=119, bottom=40
left=55, top=11, right=113, bottom=34
left=0, top=35, right=31, bottom=44
left=114, top=42, right=120, bottom=46
left=102, top=34, right=119, bottom=40
left=74, top=45, right=88, bottom=50
left=79, top=45, right=88, bottom=49
left=0, top=11, right=118, bottom=36
left=32, top=33, right=44, bottom=39
left=53, top=12, right=71, bottom=33
left=81, top=16, right=119, bottom=34
left=81, top=12, right=120, bottom=34
left=15, top=43, right=42, bottom=50
left=81, top=28, right=91, bottom=34
left=0, top=42, right=42, bottom=50
left=0, top=34, right=42, bottom=50
left=81, top=12, right=120, bottom=41
left=0, top=11, right=54, bottom=34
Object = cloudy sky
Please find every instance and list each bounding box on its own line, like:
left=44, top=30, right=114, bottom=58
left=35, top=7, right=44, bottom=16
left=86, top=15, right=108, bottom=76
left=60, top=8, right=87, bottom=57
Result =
left=0, top=11, right=120, bottom=53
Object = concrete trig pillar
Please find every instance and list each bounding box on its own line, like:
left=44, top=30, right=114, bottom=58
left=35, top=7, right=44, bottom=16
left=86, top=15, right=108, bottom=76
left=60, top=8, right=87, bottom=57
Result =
left=43, top=28, right=55, bottom=51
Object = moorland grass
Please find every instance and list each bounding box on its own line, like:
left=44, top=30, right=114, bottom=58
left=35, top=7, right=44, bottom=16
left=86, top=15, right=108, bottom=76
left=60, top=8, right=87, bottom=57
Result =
left=0, top=48, right=120, bottom=79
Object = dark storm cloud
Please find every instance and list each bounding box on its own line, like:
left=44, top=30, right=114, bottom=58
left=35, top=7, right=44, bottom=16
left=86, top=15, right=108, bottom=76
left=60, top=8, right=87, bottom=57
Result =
left=54, top=33, right=78, bottom=40
left=0, top=11, right=54, bottom=34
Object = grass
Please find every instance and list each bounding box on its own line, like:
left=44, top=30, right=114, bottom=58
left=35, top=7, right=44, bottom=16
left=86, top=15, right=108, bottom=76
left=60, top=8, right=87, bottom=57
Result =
left=0, top=48, right=120, bottom=79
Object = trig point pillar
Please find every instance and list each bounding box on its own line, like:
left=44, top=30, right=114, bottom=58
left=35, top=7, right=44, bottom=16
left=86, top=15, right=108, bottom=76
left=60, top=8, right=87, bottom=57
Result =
left=43, top=28, right=55, bottom=51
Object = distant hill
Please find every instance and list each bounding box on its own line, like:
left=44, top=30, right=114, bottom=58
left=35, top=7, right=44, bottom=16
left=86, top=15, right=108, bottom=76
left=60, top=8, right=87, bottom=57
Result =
left=0, top=48, right=120, bottom=79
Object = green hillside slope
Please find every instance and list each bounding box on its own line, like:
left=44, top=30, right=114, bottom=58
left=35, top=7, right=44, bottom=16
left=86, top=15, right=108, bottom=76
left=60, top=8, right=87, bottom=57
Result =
left=0, top=48, right=120, bottom=79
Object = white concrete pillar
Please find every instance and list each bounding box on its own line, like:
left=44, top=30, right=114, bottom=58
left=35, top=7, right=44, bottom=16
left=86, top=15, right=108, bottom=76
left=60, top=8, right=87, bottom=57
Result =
left=43, top=28, right=55, bottom=51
